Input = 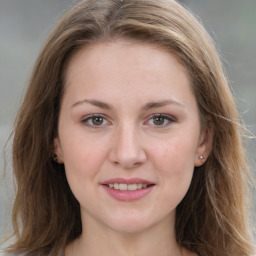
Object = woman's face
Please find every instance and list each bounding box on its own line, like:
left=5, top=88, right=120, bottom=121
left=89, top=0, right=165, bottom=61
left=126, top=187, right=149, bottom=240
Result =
left=55, top=41, right=210, bottom=234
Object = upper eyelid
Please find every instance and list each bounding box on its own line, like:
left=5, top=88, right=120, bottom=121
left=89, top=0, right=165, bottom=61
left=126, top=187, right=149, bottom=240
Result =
left=80, top=113, right=175, bottom=124
left=144, top=114, right=176, bottom=127
left=81, top=114, right=111, bottom=126
left=82, top=113, right=109, bottom=120
left=147, top=113, right=176, bottom=121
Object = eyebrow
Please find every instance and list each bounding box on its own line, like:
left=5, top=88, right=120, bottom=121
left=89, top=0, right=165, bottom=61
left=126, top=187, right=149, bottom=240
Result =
left=72, top=99, right=112, bottom=110
left=141, top=99, right=185, bottom=111
left=71, top=99, right=185, bottom=110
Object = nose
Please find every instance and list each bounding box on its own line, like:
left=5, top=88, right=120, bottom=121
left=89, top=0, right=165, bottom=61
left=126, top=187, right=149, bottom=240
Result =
left=108, top=124, right=147, bottom=169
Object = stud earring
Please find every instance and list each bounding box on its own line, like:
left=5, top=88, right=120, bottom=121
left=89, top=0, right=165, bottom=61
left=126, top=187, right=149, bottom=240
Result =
left=199, top=156, right=205, bottom=164
left=53, top=154, right=58, bottom=162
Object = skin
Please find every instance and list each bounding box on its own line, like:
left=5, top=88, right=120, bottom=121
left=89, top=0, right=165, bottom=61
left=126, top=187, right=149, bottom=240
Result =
left=55, top=40, right=212, bottom=256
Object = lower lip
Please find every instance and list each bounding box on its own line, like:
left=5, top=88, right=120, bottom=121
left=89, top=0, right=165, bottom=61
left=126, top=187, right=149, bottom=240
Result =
left=102, top=185, right=155, bottom=202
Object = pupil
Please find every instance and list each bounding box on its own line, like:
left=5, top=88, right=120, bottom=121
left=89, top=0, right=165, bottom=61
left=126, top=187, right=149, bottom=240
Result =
left=154, top=116, right=164, bottom=125
left=92, top=116, right=103, bottom=125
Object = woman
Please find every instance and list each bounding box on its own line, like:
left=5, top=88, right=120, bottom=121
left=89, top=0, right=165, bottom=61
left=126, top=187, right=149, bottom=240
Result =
left=4, top=0, right=255, bottom=255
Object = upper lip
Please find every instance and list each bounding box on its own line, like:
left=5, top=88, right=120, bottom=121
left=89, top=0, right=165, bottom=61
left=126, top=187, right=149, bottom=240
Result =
left=101, top=178, right=154, bottom=185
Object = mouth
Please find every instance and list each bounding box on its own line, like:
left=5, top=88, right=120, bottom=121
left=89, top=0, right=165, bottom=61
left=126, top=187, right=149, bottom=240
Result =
left=101, top=178, right=155, bottom=201
left=104, top=183, right=153, bottom=191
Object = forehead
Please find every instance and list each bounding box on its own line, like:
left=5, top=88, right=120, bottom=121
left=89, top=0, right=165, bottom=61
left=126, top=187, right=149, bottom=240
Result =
left=65, top=40, right=190, bottom=85
left=63, top=40, right=196, bottom=108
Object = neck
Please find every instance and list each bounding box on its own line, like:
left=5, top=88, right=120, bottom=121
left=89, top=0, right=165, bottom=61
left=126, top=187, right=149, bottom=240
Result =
left=66, top=213, right=183, bottom=256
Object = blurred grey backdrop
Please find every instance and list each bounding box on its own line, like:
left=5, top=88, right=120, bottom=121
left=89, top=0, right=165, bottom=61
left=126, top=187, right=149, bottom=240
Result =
left=0, top=0, right=255, bottom=239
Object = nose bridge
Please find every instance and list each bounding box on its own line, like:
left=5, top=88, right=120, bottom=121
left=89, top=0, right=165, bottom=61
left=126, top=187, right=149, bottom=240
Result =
left=119, top=122, right=137, bottom=153
left=109, top=121, right=146, bottom=168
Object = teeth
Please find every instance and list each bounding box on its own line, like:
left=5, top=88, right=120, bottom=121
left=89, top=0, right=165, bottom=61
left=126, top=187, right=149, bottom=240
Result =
left=119, top=184, right=127, bottom=191
left=108, top=183, right=149, bottom=191
left=137, top=184, right=143, bottom=189
left=127, top=184, right=137, bottom=191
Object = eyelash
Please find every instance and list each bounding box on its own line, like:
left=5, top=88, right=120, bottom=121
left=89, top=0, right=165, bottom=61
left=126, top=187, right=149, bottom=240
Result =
left=145, top=114, right=175, bottom=128
left=81, top=114, right=175, bottom=129
left=81, top=114, right=110, bottom=128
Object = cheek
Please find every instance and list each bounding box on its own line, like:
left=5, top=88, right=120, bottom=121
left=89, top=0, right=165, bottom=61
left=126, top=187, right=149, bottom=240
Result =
left=150, top=134, right=197, bottom=191
left=61, top=136, right=109, bottom=205
left=155, top=137, right=197, bottom=169
left=60, top=133, right=108, bottom=180
left=146, top=138, right=196, bottom=219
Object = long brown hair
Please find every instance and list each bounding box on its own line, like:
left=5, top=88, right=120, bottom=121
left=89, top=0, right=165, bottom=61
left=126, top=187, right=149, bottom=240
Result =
left=6, top=0, right=255, bottom=255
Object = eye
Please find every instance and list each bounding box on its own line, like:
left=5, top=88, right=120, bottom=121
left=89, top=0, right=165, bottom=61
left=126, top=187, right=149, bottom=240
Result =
left=146, top=114, right=175, bottom=128
left=82, top=114, right=110, bottom=128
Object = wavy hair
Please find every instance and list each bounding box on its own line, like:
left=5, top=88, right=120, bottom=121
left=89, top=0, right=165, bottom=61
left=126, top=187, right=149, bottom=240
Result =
left=6, top=0, right=255, bottom=255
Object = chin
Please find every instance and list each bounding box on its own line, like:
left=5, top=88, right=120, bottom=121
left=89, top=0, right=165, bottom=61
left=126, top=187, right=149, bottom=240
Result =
left=105, top=213, right=161, bottom=234
left=110, top=222, right=151, bottom=234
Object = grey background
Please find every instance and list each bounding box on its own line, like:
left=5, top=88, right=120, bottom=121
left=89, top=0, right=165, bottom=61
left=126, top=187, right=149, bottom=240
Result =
left=1, top=0, right=255, bottom=242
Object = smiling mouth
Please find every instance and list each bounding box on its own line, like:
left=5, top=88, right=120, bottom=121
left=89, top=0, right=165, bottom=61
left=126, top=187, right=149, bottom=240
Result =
left=104, top=183, right=153, bottom=191
left=102, top=180, right=155, bottom=201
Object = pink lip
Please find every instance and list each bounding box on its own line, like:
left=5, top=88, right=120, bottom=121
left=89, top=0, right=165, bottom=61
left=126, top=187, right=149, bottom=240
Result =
left=101, top=178, right=155, bottom=202
left=101, top=178, right=153, bottom=185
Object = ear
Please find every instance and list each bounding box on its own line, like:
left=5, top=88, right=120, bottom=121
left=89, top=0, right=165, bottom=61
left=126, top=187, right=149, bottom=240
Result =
left=194, top=122, right=214, bottom=167
left=53, top=138, right=64, bottom=164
